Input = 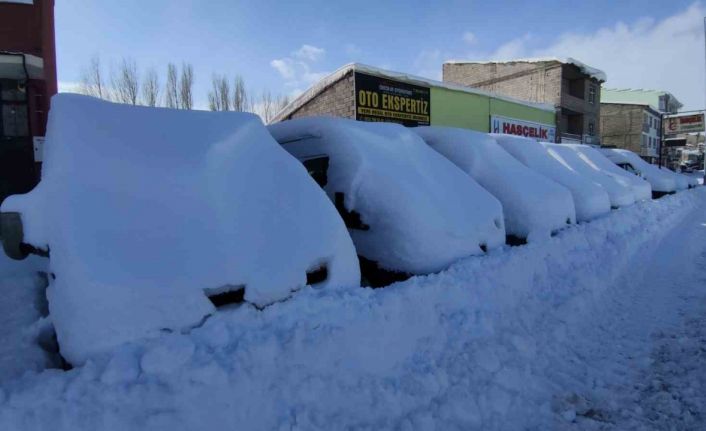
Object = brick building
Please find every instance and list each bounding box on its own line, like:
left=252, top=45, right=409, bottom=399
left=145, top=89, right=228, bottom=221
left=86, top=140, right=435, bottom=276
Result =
left=442, top=58, right=606, bottom=144
left=274, top=63, right=557, bottom=141
left=600, top=103, right=661, bottom=163
left=599, top=89, right=683, bottom=166
left=0, top=0, right=57, bottom=201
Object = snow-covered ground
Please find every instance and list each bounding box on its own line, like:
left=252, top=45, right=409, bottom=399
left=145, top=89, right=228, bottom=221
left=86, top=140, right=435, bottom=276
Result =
left=1, top=189, right=706, bottom=430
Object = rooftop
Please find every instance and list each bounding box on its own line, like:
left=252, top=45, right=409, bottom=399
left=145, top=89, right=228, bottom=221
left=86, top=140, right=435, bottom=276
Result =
left=443, top=57, right=607, bottom=82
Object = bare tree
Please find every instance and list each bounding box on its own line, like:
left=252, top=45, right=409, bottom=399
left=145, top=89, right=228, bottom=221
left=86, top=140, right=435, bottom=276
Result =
left=165, top=63, right=179, bottom=109
left=113, top=58, right=139, bottom=105
left=79, top=55, right=107, bottom=99
left=232, top=75, right=248, bottom=112
left=142, top=68, right=160, bottom=107
left=256, top=90, right=276, bottom=123
left=208, top=74, right=230, bottom=111
left=179, top=63, right=194, bottom=110
left=276, top=94, right=290, bottom=112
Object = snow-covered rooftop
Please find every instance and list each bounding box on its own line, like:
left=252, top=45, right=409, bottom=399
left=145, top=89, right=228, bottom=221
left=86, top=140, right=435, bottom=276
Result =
left=272, top=63, right=555, bottom=123
left=444, top=57, right=607, bottom=82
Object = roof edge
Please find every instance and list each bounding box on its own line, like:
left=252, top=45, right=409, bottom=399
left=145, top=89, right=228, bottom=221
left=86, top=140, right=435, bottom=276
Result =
left=272, top=62, right=556, bottom=123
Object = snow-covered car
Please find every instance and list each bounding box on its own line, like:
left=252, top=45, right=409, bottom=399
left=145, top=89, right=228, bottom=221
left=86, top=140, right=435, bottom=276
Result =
left=662, top=168, right=691, bottom=190
left=599, top=149, right=677, bottom=198
left=565, top=144, right=652, bottom=201
left=543, top=143, right=635, bottom=208
left=267, top=117, right=506, bottom=285
left=493, top=134, right=610, bottom=223
left=0, top=95, right=361, bottom=365
left=413, top=127, right=575, bottom=243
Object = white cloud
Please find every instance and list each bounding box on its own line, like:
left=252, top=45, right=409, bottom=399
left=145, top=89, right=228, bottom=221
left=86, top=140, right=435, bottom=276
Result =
left=462, top=31, right=477, bottom=45
left=292, top=44, right=325, bottom=62
left=271, top=44, right=329, bottom=92
left=464, top=3, right=705, bottom=109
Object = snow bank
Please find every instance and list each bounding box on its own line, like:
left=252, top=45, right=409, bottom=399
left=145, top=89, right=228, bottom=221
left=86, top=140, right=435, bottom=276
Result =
left=0, top=187, right=701, bottom=431
left=414, top=127, right=575, bottom=240
left=267, top=117, right=506, bottom=275
left=0, top=254, right=51, bottom=383
left=543, top=143, right=635, bottom=208
left=493, top=134, right=610, bottom=222
left=600, top=149, right=677, bottom=193
left=566, top=144, right=652, bottom=201
left=1, top=95, right=360, bottom=364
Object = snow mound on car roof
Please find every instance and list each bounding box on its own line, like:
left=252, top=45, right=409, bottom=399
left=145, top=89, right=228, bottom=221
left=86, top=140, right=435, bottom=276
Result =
left=493, top=134, right=611, bottom=222
left=268, top=117, right=506, bottom=274
left=543, top=143, right=635, bottom=208
left=1, top=95, right=360, bottom=364
left=414, top=127, right=576, bottom=241
left=565, top=144, right=652, bottom=201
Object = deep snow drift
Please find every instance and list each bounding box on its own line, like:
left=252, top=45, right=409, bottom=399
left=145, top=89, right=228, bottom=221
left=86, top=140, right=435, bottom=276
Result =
left=1, top=186, right=703, bottom=430
left=268, top=117, right=506, bottom=275
left=1, top=95, right=360, bottom=365
left=413, top=127, right=576, bottom=240
left=493, top=134, right=611, bottom=222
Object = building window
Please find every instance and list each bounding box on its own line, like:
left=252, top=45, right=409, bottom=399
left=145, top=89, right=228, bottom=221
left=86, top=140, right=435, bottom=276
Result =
left=588, top=85, right=596, bottom=104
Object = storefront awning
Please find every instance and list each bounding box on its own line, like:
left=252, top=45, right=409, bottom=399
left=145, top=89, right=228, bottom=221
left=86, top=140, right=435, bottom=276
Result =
left=0, top=53, right=44, bottom=80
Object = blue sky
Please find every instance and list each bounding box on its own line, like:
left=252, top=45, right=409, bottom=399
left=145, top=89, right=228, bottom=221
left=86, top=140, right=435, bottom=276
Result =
left=56, top=0, right=705, bottom=109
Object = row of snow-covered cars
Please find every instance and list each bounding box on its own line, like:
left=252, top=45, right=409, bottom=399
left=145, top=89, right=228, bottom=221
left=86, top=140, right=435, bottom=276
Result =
left=0, top=95, right=697, bottom=364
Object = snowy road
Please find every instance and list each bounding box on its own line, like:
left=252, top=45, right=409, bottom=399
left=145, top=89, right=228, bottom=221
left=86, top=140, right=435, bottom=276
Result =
left=0, top=190, right=706, bottom=430
left=556, top=189, right=706, bottom=430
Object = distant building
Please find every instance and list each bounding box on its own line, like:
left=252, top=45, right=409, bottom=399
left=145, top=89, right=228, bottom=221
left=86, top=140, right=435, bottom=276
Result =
left=0, top=0, right=57, bottom=202
left=442, top=58, right=606, bottom=144
left=273, top=63, right=557, bottom=140
left=600, top=103, right=661, bottom=163
left=601, top=88, right=682, bottom=114
left=599, top=89, right=684, bottom=166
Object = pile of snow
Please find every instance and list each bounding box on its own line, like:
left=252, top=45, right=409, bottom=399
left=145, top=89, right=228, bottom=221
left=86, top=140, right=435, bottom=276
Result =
left=0, top=254, right=51, bottom=383
left=493, top=134, right=610, bottom=222
left=543, top=143, right=635, bottom=208
left=414, top=127, right=575, bottom=241
left=600, top=148, right=677, bottom=194
left=566, top=144, right=652, bottom=201
left=0, top=188, right=702, bottom=430
left=268, top=117, right=506, bottom=275
left=1, top=95, right=360, bottom=365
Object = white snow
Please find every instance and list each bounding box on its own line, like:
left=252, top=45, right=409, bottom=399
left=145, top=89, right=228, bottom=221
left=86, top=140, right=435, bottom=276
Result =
left=492, top=134, right=611, bottom=222
left=444, top=57, right=607, bottom=82
left=662, top=167, right=690, bottom=190
left=0, top=95, right=360, bottom=365
left=543, top=143, right=636, bottom=208
left=600, top=148, right=677, bottom=194
left=566, top=144, right=652, bottom=201
left=267, top=117, right=506, bottom=274
left=0, top=254, right=51, bottom=383
left=413, top=126, right=576, bottom=240
left=0, top=187, right=704, bottom=430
